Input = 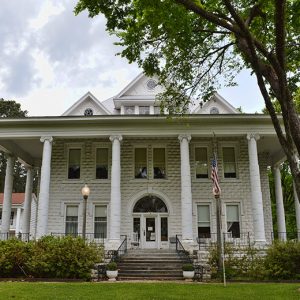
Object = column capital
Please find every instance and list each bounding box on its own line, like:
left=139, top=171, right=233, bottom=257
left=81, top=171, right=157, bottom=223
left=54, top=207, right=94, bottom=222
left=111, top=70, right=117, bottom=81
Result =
left=247, top=133, right=260, bottom=141
left=109, top=135, right=123, bottom=142
left=40, top=136, right=53, bottom=143
left=178, top=134, right=191, bottom=143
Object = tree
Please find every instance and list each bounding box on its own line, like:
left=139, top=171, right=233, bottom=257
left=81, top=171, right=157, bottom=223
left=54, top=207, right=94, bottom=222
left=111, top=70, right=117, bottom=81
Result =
left=0, top=99, right=34, bottom=193
left=74, top=0, right=300, bottom=202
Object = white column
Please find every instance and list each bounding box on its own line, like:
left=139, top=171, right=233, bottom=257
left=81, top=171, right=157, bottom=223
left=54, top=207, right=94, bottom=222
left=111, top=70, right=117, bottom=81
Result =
left=178, top=134, right=193, bottom=241
left=247, top=134, right=266, bottom=243
left=15, top=207, right=21, bottom=235
left=36, top=136, right=53, bottom=238
left=273, top=166, right=287, bottom=241
left=1, top=154, right=14, bottom=237
left=108, top=135, right=122, bottom=247
left=22, top=167, right=33, bottom=234
left=293, top=182, right=300, bottom=240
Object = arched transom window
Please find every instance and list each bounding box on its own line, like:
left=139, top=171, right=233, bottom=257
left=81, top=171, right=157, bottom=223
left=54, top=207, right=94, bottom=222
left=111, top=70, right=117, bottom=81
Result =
left=133, top=196, right=168, bottom=213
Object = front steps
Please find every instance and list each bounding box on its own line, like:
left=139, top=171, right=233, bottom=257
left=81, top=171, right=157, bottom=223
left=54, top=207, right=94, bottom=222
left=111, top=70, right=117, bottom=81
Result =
left=118, top=249, right=188, bottom=280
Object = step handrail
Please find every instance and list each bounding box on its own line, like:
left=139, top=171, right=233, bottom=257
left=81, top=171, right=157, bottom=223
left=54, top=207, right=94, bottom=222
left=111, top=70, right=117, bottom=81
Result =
left=109, top=235, right=127, bottom=263
left=175, top=235, right=193, bottom=264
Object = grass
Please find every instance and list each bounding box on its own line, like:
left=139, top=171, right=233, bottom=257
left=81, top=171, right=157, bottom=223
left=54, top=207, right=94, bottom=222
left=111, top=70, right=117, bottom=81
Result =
left=0, top=282, right=299, bottom=300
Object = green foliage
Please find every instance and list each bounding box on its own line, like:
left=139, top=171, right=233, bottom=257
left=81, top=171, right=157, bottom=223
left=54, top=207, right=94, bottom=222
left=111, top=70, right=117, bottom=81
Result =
left=106, top=262, right=118, bottom=271
left=0, top=236, right=103, bottom=280
left=208, top=244, right=265, bottom=280
left=182, top=264, right=194, bottom=271
left=264, top=241, right=300, bottom=280
left=0, top=98, right=27, bottom=118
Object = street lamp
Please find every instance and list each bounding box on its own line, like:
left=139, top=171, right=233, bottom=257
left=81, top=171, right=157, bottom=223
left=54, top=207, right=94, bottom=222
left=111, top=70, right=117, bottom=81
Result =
left=81, top=184, right=90, bottom=240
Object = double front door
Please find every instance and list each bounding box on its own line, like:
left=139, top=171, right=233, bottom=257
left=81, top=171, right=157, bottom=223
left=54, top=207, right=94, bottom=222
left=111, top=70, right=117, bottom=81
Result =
left=133, top=214, right=168, bottom=249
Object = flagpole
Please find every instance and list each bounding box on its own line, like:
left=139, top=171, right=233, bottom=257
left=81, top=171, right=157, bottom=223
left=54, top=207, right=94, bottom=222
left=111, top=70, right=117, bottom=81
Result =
left=212, top=133, right=226, bottom=287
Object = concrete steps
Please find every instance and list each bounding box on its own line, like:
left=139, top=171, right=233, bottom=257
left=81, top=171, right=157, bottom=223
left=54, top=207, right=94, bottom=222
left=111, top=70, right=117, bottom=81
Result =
left=118, top=249, right=186, bottom=280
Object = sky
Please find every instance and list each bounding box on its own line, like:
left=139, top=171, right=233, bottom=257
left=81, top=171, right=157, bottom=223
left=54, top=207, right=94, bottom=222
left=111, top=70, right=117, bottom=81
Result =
left=0, top=0, right=265, bottom=116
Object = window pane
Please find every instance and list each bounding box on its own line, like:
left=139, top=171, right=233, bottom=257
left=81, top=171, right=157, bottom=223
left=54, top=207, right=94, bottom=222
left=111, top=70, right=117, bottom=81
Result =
left=68, top=149, right=81, bottom=179
left=124, top=106, right=135, bottom=115
left=195, top=147, right=208, bottom=178
left=154, top=106, right=161, bottom=114
left=161, top=217, right=168, bottom=241
left=139, top=106, right=150, bottom=115
left=197, top=205, right=211, bottom=238
left=153, top=148, right=166, bottom=179
left=94, top=205, right=107, bottom=239
left=65, top=205, right=78, bottom=235
left=226, top=205, right=239, bottom=222
left=223, top=147, right=236, bottom=178
left=135, top=148, right=147, bottom=178
left=96, top=148, right=108, bottom=179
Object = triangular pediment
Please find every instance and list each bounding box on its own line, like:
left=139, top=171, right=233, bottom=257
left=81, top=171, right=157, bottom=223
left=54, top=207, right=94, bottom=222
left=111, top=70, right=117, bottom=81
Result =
left=62, top=92, right=111, bottom=116
left=193, top=93, right=239, bottom=114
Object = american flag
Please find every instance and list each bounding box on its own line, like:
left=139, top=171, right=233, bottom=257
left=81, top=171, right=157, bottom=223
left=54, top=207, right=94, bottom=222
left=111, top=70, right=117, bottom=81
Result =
left=211, top=153, right=221, bottom=196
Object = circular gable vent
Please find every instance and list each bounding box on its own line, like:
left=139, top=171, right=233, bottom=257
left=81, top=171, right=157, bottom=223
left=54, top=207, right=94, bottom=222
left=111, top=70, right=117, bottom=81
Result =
left=146, top=79, right=157, bottom=90
left=210, top=107, right=219, bottom=114
left=84, top=108, right=94, bottom=116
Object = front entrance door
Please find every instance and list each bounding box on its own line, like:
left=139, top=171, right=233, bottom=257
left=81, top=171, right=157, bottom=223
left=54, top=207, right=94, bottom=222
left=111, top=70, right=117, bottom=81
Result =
left=144, top=217, right=157, bottom=248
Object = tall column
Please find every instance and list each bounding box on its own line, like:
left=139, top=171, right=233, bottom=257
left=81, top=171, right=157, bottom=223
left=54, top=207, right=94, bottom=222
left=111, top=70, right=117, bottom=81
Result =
left=15, top=207, right=21, bottom=235
left=273, top=166, right=287, bottom=240
left=22, top=167, right=33, bottom=234
left=178, top=134, right=193, bottom=242
left=108, top=135, right=122, bottom=248
left=1, top=154, right=14, bottom=237
left=293, top=182, right=300, bottom=240
left=247, top=134, right=266, bottom=243
left=36, top=136, right=53, bottom=238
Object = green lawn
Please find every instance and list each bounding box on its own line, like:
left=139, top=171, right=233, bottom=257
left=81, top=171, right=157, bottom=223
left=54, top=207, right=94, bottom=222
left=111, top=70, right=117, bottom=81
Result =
left=0, top=282, right=299, bottom=300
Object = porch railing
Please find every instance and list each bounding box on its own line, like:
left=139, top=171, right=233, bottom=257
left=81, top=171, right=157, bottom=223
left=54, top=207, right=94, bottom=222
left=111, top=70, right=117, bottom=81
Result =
left=0, top=233, right=30, bottom=242
left=271, top=231, right=300, bottom=242
left=106, top=235, right=127, bottom=263
left=50, top=232, right=105, bottom=244
left=175, top=235, right=192, bottom=264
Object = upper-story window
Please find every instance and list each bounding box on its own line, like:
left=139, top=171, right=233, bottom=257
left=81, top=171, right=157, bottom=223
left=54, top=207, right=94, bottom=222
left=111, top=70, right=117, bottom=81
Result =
left=124, top=106, right=135, bottom=115
left=153, top=148, right=166, bottom=179
left=84, top=108, right=94, bottom=116
left=195, top=147, right=208, bottom=178
left=139, top=106, right=150, bottom=115
left=96, top=148, right=108, bottom=179
left=68, top=149, right=81, bottom=179
left=210, top=107, right=219, bottom=114
left=222, top=147, right=236, bottom=178
left=135, top=148, right=147, bottom=179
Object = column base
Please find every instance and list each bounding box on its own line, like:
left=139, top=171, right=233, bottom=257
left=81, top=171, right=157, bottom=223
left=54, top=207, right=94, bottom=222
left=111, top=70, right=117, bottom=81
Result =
left=253, top=239, right=268, bottom=249
left=105, top=239, right=121, bottom=251
left=181, top=239, right=198, bottom=253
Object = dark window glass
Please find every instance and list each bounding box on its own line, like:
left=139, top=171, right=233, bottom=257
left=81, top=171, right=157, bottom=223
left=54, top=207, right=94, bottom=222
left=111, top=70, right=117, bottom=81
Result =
left=195, top=147, right=208, bottom=178
left=96, top=148, right=108, bottom=179
left=223, top=147, right=236, bottom=178
left=133, top=218, right=141, bottom=241
left=161, top=217, right=168, bottom=241
left=153, top=148, right=166, bottom=179
left=197, top=205, right=211, bottom=238
left=68, top=149, right=81, bottom=179
left=135, top=148, right=147, bottom=178
left=133, top=196, right=168, bottom=213
left=226, top=205, right=240, bottom=238
left=94, top=206, right=107, bottom=239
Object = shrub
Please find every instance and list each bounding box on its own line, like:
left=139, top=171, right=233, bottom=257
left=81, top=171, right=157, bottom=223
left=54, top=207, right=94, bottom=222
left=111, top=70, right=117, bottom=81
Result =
left=264, top=241, right=300, bottom=280
left=182, top=264, right=194, bottom=271
left=106, top=262, right=118, bottom=271
left=0, top=236, right=104, bottom=280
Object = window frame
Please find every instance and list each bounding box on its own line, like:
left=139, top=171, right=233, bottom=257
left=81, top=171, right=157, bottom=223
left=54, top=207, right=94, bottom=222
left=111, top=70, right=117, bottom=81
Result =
left=192, top=142, right=211, bottom=181
left=225, top=203, right=241, bottom=238
left=152, top=147, right=167, bottom=179
left=65, top=143, right=84, bottom=181
left=93, top=204, right=108, bottom=239
left=197, top=204, right=211, bottom=238
left=219, top=142, right=239, bottom=180
left=134, top=146, right=148, bottom=179
left=64, top=204, right=79, bottom=236
left=95, top=147, right=109, bottom=180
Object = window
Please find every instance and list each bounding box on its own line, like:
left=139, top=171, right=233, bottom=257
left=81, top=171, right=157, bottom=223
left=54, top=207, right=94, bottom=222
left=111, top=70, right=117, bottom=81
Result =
left=153, top=148, right=166, bottom=179
left=94, top=206, right=107, bottom=239
left=0, top=211, right=14, bottom=225
left=135, top=148, right=147, bottom=178
left=197, top=205, right=211, bottom=238
left=84, top=108, right=93, bottom=116
left=139, top=106, right=150, bottom=115
left=96, top=148, right=108, bottom=179
left=195, top=147, right=208, bottom=178
left=210, top=107, right=219, bottom=114
left=223, top=147, right=236, bottom=178
left=68, top=149, right=81, bottom=179
left=226, top=205, right=240, bottom=238
left=154, top=106, right=161, bottom=114
left=65, top=205, right=78, bottom=235
left=124, top=106, right=135, bottom=115
left=161, top=217, right=168, bottom=241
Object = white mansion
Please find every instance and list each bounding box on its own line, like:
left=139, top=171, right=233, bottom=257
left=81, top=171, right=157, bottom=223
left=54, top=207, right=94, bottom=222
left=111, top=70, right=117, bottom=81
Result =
left=1, top=73, right=300, bottom=250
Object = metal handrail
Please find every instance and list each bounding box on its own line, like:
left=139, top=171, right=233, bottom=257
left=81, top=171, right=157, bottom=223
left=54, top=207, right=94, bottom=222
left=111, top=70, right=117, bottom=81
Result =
left=175, top=235, right=192, bottom=264
left=50, top=232, right=105, bottom=244
left=107, top=235, right=127, bottom=263
left=0, top=233, right=30, bottom=242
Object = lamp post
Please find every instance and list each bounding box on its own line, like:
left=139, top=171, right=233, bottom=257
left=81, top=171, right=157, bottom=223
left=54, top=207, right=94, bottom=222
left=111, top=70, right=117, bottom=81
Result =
left=81, top=184, right=90, bottom=240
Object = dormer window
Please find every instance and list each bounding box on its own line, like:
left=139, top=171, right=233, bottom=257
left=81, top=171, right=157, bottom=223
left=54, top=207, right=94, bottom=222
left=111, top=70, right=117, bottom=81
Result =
left=139, top=106, right=150, bottom=115
left=84, top=108, right=94, bottom=116
left=210, top=107, right=219, bottom=114
left=125, top=106, right=135, bottom=115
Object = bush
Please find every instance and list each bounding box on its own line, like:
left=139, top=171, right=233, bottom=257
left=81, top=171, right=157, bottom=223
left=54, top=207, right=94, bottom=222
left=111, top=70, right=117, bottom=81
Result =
left=0, top=236, right=104, bottom=280
left=264, top=241, right=300, bottom=280
left=182, top=264, right=194, bottom=271
left=106, top=262, right=118, bottom=271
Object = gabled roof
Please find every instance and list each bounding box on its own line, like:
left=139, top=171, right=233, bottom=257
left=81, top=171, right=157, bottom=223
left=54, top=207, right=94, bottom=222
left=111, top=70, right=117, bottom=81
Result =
left=62, top=92, right=111, bottom=116
left=193, top=92, right=239, bottom=114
